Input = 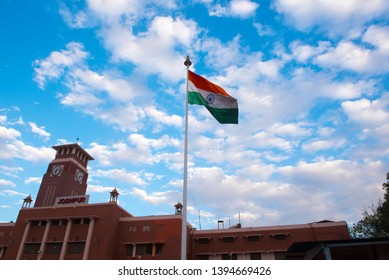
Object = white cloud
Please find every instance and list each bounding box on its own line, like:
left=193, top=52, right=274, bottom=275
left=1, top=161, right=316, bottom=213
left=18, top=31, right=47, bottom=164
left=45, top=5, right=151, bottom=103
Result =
left=93, top=169, right=146, bottom=185
left=269, top=122, right=312, bottom=138
left=0, top=126, right=54, bottom=162
left=130, top=187, right=179, bottom=204
left=33, top=42, right=89, bottom=89
left=0, top=190, right=25, bottom=196
left=230, top=0, right=259, bottom=18
left=342, top=94, right=389, bottom=126
left=302, top=138, right=346, bottom=153
left=144, top=106, right=182, bottom=127
left=28, top=122, right=51, bottom=141
left=0, top=179, right=15, bottom=188
left=289, top=40, right=330, bottom=63
left=87, top=135, right=179, bottom=167
left=100, top=16, right=198, bottom=82
left=59, top=4, right=89, bottom=28
left=0, top=126, right=21, bottom=140
left=253, top=23, right=275, bottom=37
left=87, top=184, right=116, bottom=193
left=274, top=0, right=389, bottom=34
left=363, top=25, right=389, bottom=52
left=316, top=41, right=375, bottom=73
left=290, top=25, right=389, bottom=74
left=0, top=115, right=7, bottom=124
left=24, top=177, right=41, bottom=185
left=208, top=0, right=259, bottom=18
left=69, top=68, right=144, bottom=102
left=0, top=166, right=23, bottom=177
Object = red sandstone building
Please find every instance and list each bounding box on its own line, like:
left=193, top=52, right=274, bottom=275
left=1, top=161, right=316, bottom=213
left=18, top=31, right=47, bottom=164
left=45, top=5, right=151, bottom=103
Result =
left=1, top=143, right=387, bottom=260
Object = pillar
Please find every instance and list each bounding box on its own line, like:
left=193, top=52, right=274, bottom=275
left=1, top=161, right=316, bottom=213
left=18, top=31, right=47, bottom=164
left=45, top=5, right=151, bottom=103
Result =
left=37, top=220, right=51, bottom=260
left=82, top=217, right=95, bottom=260
left=59, top=219, right=72, bottom=260
left=152, top=243, right=156, bottom=257
left=16, top=220, right=31, bottom=260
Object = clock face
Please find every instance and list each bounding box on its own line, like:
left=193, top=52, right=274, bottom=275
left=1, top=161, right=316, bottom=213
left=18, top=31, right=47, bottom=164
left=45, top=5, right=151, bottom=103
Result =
left=51, top=165, right=62, bottom=176
left=75, top=171, right=84, bottom=182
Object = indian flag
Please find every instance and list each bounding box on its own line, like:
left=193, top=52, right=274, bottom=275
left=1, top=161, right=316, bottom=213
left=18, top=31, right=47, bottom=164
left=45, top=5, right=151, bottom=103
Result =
left=188, top=70, right=238, bottom=124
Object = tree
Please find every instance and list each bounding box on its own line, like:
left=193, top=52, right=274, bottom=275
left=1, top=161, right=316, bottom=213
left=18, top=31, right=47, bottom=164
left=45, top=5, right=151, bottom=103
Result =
left=350, top=172, right=389, bottom=238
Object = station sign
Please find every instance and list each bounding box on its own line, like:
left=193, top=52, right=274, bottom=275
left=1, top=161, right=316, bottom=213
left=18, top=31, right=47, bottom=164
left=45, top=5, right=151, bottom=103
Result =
left=55, top=195, right=89, bottom=206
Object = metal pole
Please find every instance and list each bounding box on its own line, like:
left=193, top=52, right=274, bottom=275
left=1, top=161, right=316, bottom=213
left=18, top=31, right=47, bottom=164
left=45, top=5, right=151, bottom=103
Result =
left=181, top=56, right=192, bottom=260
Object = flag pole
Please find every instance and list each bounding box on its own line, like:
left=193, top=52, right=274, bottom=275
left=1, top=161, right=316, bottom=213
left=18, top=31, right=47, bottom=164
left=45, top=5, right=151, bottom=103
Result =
left=181, top=56, right=192, bottom=260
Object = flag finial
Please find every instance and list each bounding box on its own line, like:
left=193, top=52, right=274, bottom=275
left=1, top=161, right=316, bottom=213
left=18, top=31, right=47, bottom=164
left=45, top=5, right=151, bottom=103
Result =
left=184, top=56, right=192, bottom=67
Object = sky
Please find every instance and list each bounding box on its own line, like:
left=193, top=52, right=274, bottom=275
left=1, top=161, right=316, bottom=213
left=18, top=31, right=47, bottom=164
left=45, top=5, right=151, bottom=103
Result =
left=0, top=0, right=388, bottom=230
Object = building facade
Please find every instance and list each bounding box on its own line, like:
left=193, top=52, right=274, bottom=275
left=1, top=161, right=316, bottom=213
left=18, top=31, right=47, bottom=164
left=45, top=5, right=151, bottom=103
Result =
left=0, top=143, right=352, bottom=260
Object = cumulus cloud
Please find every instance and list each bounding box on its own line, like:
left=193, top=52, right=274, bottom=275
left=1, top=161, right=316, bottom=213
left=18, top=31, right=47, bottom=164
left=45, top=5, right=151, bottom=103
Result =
left=302, top=138, right=346, bottom=153
left=33, top=42, right=89, bottom=89
left=208, top=0, right=259, bottom=18
left=100, top=16, right=199, bottom=82
left=0, top=179, right=16, bottom=188
left=24, top=177, right=42, bottom=185
left=274, top=0, right=389, bottom=35
left=93, top=168, right=147, bottom=186
left=87, top=134, right=179, bottom=167
left=0, top=126, right=54, bottom=162
left=315, top=25, right=389, bottom=74
left=130, top=187, right=179, bottom=204
left=28, top=122, right=51, bottom=141
left=342, top=93, right=389, bottom=126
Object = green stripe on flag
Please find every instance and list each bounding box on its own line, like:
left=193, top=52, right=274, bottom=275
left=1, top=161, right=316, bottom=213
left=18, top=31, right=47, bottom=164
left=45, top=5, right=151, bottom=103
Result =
left=188, top=91, right=238, bottom=124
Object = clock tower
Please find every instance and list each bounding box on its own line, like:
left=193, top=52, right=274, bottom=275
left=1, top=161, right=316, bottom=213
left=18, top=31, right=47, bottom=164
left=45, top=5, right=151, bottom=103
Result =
left=34, top=143, right=94, bottom=207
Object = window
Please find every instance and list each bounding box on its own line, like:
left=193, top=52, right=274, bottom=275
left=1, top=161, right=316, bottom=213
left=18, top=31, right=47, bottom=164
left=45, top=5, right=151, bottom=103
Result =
left=271, top=233, right=289, bottom=240
left=0, top=247, right=7, bottom=259
left=136, top=244, right=152, bottom=256
left=52, top=220, right=60, bottom=226
left=247, top=235, right=260, bottom=242
left=142, top=225, right=151, bottom=232
left=198, top=238, right=210, bottom=244
left=129, top=226, right=137, bottom=232
left=68, top=242, right=85, bottom=254
left=24, top=243, right=40, bottom=254
left=129, top=244, right=162, bottom=257
left=155, top=244, right=163, bottom=256
left=126, top=244, right=134, bottom=256
left=250, top=253, right=262, bottom=260
left=46, top=243, right=62, bottom=254
left=222, top=237, right=234, bottom=243
left=274, top=252, right=286, bottom=260
left=222, top=253, right=237, bottom=260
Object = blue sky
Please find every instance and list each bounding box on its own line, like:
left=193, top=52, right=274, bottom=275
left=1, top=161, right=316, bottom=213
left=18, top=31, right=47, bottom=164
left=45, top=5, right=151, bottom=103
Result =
left=1, top=0, right=388, bottom=229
